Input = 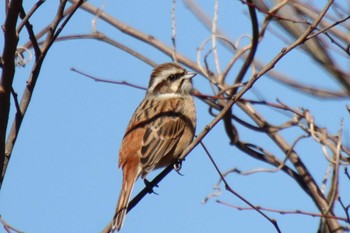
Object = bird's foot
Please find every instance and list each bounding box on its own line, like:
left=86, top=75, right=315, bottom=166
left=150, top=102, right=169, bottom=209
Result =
left=173, top=159, right=184, bottom=176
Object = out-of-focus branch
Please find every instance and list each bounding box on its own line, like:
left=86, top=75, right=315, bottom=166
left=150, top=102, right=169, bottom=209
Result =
left=268, top=69, right=350, bottom=98
left=293, top=2, right=350, bottom=48
left=68, top=0, right=203, bottom=78
left=0, top=215, right=24, bottom=233
left=253, top=0, right=350, bottom=93
left=187, top=0, right=350, bottom=99
left=56, top=32, right=157, bottom=67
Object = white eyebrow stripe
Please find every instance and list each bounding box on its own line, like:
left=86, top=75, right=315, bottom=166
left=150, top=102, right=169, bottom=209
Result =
left=148, top=77, right=163, bottom=92
left=162, top=69, right=175, bottom=77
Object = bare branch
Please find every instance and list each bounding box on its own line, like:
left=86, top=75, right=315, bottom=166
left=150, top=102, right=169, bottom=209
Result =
left=70, top=67, right=147, bottom=91
left=216, top=201, right=349, bottom=223
left=0, top=0, right=22, bottom=189
left=0, top=215, right=24, bottom=233
left=199, top=141, right=282, bottom=233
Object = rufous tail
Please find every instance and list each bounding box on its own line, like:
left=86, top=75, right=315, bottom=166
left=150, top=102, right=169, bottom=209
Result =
left=102, top=169, right=137, bottom=233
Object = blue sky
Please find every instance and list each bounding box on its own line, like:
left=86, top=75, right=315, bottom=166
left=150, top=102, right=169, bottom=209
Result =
left=1, top=1, right=349, bottom=233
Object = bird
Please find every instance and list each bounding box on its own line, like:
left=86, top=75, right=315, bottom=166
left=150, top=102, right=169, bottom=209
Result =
left=103, top=63, right=197, bottom=232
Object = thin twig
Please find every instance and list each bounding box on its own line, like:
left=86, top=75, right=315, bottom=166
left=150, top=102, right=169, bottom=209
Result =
left=338, top=197, right=350, bottom=223
left=10, top=88, right=20, bottom=113
left=199, top=141, right=281, bottom=233
left=216, top=201, right=349, bottom=222
left=19, top=5, right=41, bottom=58
left=70, top=67, right=147, bottom=91
left=17, top=0, right=45, bottom=33
left=345, top=167, right=350, bottom=181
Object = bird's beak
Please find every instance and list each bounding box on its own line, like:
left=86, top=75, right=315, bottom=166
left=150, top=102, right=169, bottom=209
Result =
left=184, top=72, right=197, bottom=79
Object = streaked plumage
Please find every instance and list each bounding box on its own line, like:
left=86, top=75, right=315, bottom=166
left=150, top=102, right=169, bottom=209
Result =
left=103, top=63, right=196, bottom=233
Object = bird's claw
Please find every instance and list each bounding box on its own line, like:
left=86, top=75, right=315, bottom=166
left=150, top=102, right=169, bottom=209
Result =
left=173, top=160, right=184, bottom=176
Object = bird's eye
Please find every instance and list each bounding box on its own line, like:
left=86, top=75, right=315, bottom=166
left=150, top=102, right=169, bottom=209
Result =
left=168, top=74, right=177, bottom=81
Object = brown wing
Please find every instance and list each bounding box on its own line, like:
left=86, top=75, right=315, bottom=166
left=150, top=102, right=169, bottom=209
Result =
left=140, top=114, right=185, bottom=177
left=119, top=97, right=187, bottom=178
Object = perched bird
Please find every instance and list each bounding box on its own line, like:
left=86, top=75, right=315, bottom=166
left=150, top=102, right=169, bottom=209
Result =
left=103, top=63, right=197, bottom=232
